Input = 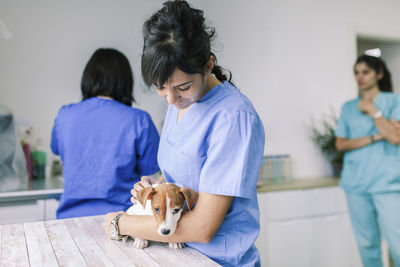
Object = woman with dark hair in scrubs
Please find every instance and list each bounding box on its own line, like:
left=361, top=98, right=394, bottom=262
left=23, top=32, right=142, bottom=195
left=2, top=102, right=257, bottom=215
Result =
left=51, top=48, right=160, bottom=219
left=104, top=1, right=265, bottom=266
left=335, top=54, right=400, bottom=267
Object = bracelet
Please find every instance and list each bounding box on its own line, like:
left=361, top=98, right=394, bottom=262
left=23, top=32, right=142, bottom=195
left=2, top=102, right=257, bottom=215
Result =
left=370, top=135, right=375, bottom=144
left=110, top=213, right=124, bottom=240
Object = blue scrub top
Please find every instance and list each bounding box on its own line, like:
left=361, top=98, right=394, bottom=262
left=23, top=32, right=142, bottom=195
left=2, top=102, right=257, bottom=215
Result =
left=51, top=97, right=160, bottom=218
left=158, top=81, right=265, bottom=267
left=335, top=92, right=400, bottom=193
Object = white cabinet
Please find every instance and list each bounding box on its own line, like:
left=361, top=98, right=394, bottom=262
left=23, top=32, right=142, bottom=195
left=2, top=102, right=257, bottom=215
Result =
left=44, top=198, right=59, bottom=220
left=256, top=186, right=363, bottom=267
left=0, top=199, right=45, bottom=224
left=0, top=198, right=59, bottom=224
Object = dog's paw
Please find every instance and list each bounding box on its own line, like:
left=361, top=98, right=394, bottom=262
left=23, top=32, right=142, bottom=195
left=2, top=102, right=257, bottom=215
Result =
left=121, top=236, right=129, bottom=242
left=169, top=242, right=185, bottom=249
left=133, top=238, right=148, bottom=249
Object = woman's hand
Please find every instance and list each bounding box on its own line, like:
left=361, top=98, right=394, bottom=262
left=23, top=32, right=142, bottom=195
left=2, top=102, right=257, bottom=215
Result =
left=391, top=119, right=400, bottom=126
left=104, top=211, right=125, bottom=239
left=390, top=119, right=400, bottom=138
left=358, top=98, right=377, bottom=115
left=130, top=175, right=164, bottom=204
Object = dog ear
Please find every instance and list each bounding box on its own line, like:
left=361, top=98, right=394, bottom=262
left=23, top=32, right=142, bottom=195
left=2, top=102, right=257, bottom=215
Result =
left=137, top=187, right=154, bottom=209
left=179, top=187, right=199, bottom=211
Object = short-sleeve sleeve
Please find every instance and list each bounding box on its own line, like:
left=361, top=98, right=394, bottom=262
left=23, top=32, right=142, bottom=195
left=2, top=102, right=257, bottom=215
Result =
left=135, top=113, right=160, bottom=176
left=390, top=94, right=400, bottom=121
left=199, top=110, right=265, bottom=199
left=335, top=104, right=349, bottom=138
left=50, top=125, right=59, bottom=155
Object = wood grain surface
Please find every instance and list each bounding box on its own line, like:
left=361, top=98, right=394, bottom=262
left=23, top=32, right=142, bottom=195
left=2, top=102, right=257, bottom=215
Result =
left=0, top=216, right=220, bottom=267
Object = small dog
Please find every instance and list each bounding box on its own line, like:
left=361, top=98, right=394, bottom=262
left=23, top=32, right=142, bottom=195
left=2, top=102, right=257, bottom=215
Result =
left=125, top=182, right=198, bottom=249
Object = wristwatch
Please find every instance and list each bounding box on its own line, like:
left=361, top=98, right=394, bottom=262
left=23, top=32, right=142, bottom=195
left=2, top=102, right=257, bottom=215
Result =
left=372, top=110, right=383, bottom=120
left=110, top=213, right=124, bottom=240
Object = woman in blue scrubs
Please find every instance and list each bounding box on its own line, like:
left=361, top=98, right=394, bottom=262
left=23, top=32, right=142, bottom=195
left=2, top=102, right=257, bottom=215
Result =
left=335, top=54, right=400, bottom=267
left=104, top=1, right=265, bottom=266
left=51, top=48, right=160, bottom=219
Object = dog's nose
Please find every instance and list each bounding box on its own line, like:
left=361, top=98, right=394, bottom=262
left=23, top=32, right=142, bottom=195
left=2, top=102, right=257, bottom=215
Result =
left=161, top=229, right=170, bottom=235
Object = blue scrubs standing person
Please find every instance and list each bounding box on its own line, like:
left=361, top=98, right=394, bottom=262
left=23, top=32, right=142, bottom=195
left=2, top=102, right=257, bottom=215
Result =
left=335, top=54, right=400, bottom=267
left=51, top=48, right=160, bottom=219
left=104, top=1, right=265, bottom=266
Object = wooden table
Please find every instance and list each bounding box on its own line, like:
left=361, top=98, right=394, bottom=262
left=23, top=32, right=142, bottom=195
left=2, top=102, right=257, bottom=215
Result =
left=0, top=216, right=220, bottom=266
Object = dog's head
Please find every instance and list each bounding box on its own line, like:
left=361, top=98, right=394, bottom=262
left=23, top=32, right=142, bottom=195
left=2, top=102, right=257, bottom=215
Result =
left=137, top=183, right=198, bottom=236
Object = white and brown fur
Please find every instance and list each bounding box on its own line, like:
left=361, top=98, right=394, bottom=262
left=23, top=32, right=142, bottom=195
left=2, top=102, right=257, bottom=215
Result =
left=125, top=182, right=198, bottom=249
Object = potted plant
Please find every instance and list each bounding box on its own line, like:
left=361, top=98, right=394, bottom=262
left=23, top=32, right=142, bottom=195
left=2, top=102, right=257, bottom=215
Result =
left=311, top=112, right=344, bottom=178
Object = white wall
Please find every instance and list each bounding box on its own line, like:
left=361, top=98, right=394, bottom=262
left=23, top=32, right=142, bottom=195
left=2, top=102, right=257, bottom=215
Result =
left=2, top=0, right=400, bottom=178
left=381, top=43, right=400, bottom=93
left=0, top=0, right=167, bottom=137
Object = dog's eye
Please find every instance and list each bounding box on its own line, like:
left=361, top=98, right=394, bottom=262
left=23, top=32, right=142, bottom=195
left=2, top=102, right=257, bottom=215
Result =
left=172, top=208, right=180, bottom=214
left=154, top=208, right=160, bottom=214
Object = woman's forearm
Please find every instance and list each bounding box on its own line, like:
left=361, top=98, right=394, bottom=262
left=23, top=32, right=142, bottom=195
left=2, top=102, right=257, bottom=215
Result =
left=336, top=136, right=374, bottom=151
left=373, top=116, right=400, bottom=145
left=118, top=214, right=180, bottom=242
left=118, top=193, right=233, bottom=244
left=363, top=105, right=400, bottom=145
left=118, top=211, right=210, bottom=243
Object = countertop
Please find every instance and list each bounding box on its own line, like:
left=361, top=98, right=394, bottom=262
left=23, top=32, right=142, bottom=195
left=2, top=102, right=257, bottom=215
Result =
left=256, top=177, right=340, bottom=193
left=0, top=215, right=220, bottom=266
left=0, top=176, right=340, bottom=204
left=0, top=176, right=64, bottom=204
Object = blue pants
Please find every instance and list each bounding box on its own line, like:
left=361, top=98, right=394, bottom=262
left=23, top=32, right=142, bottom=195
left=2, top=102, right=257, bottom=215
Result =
left=346, top=192, right=400, bottom=267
